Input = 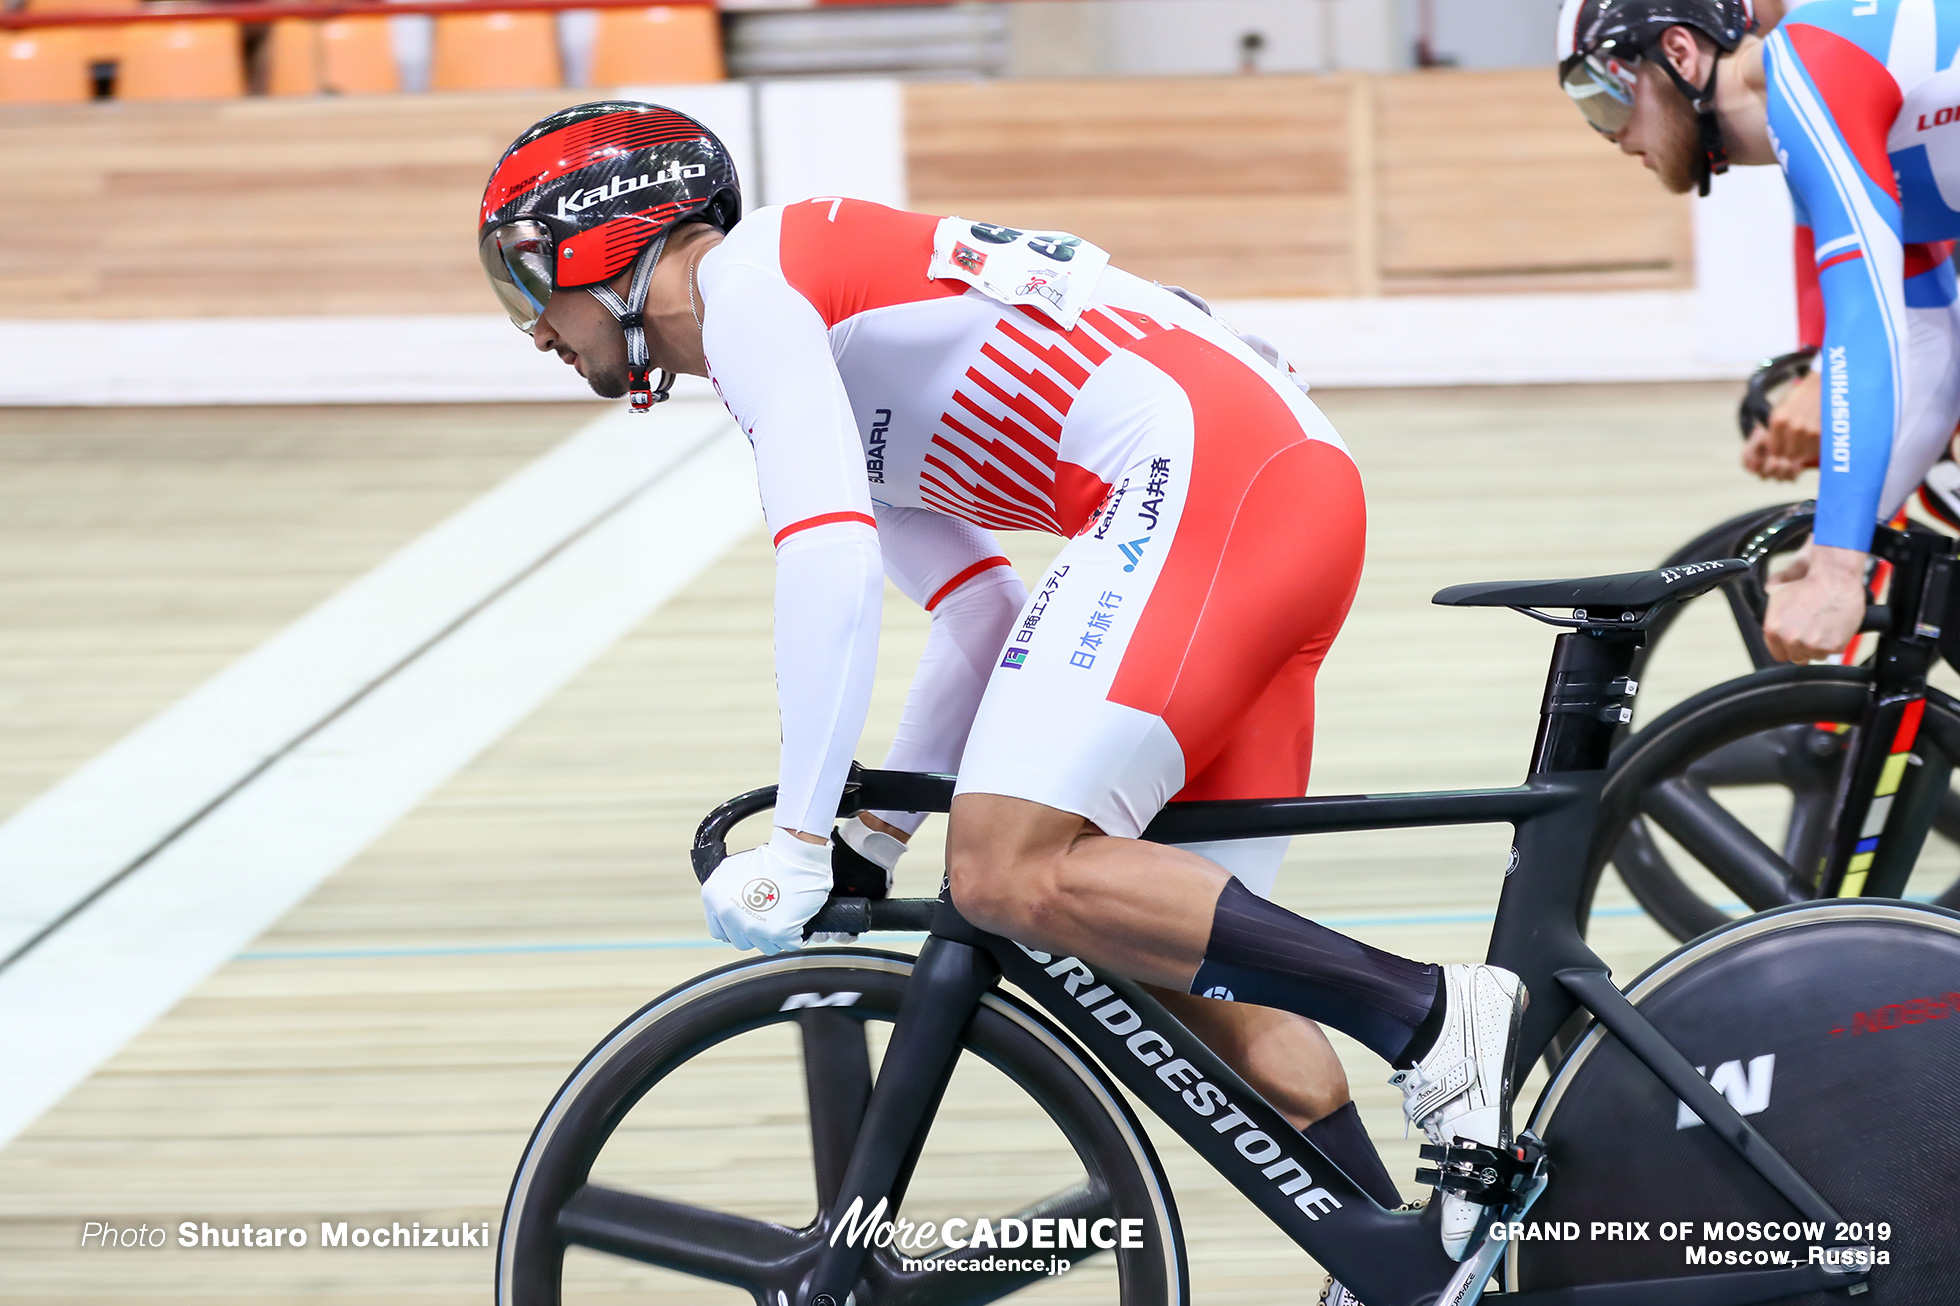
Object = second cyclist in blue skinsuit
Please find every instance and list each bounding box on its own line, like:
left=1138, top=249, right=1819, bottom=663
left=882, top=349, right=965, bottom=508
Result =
left=1558, top=0, right=1960, bottom=663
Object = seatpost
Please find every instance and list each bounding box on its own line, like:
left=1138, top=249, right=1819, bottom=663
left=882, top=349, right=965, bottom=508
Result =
left=1528, top=625, right=1645, bottom=775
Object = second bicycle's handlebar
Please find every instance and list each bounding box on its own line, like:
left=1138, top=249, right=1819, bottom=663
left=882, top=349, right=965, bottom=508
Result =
left=1737, top=347, right=1818, bottom=440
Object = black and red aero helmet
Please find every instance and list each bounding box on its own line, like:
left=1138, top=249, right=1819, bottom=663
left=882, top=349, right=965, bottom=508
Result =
left=478, top=101, right=741, bottom=408
left=482, top=100, right=740, bottom=321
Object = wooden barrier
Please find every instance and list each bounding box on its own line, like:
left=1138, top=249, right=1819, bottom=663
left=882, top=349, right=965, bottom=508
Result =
left=0, top=70, right=1689, bottom=319
left=0, top=91, right=582, bottom=318
left=907, top=70, right=1692, bottom=299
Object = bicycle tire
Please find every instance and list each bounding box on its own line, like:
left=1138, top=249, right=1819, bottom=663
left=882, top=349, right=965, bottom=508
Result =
left=1514, top=899, right=1960, bottom=1303
left=497, top=950, right=1187, bottom=1306
left=1587, top=666, right=1960, bottom=943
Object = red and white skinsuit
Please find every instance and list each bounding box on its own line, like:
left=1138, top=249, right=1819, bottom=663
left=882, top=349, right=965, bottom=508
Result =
left=698, top=198, right=1366, bottom=892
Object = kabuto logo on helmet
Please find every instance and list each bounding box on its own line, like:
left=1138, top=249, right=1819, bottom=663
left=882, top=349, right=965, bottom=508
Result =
left=553, top=164, right=710, bottom=221
left=478, top=101, right=742, bottom=413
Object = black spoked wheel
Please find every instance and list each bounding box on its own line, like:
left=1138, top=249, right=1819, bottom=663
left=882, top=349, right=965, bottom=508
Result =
left=1586, top=666, right=1960, bottom=943
left=497, top=950, right=1186, bottom=1306
left=1516, top=900, right=1960, bottom=1303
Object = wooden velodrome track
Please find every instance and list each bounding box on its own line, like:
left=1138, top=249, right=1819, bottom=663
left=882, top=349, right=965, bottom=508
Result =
left=3, top=386, right=1950, bottom=1303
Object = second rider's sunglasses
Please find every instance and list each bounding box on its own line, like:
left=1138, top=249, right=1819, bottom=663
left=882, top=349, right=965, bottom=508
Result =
left=1560, top=48, right=1638, bottom=136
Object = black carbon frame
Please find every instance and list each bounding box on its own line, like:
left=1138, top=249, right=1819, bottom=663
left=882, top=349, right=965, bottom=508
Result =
left=702, top=616, right=1867, bottom=1306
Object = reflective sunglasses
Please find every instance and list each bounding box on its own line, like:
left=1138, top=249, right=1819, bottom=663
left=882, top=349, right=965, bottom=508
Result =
left=1560, top=49, right=1639, bottom=136
left=478, top=219, right=557, bottom=334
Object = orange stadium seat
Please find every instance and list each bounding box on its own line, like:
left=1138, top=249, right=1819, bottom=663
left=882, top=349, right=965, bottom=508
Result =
left=117, top=19, right=246, bottom=99
left=321, top=16, right=399, bottom=93
left=589, top=5, right=723, bottom=86
left=266, top=14, right=398, bottom=96
left=0, top=28, right=92, bottom=103
left=263, top=18, right=322, bottom=96
left=430, top=11, right=558, bottom=91
left=23, top=0, right=135, bottom=66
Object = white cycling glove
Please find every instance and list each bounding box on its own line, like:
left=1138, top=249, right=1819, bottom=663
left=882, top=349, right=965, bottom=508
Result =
left=701, top=830, right=835, bottom=955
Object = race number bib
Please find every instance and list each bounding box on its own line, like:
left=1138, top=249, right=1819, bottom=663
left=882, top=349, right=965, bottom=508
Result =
left=927, top=218, right=1110, bottom=331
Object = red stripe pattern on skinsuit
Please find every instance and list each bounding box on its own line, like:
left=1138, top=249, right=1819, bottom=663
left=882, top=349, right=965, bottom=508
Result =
left=921, top=307, right=1169, bottom=536
left=774, top=511, right=877, bottom=547
left=924, top=555, right=1013, bottom=611
left=773, top=201, right=1173, bottom=538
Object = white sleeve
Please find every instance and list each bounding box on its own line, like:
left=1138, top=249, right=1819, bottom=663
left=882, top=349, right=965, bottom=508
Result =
left=873, top=505, right=1026, bottom=833
left=700, top=258, right=882, bottom=837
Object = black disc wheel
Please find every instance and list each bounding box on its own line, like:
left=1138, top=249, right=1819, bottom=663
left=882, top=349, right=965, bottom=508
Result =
left=497, top=950, right=1186, bottom=1306
left=1515, top=900, right=1960, bottom=1303
left=1587, top=666, right=1960, bottom=943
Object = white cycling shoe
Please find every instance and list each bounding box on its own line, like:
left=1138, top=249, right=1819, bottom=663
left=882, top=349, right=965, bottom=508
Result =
left=1389, top=963, right=1527, bottom=1260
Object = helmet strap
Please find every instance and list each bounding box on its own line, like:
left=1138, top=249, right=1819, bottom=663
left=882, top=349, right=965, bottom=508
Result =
left=586, top=229, right=676, bottom=413
left=1654, top=47, right=1729, bottom=197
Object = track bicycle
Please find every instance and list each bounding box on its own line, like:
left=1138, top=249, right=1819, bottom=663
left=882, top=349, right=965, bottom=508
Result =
left=1592, top=511, right=1960, bottom=941
left=498, top=558, right=1960, bottom=1306
left=1581, top=349, right=1960, bottom=939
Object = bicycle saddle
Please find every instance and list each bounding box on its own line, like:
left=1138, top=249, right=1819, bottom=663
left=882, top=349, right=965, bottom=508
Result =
left=1433, top=557, right=1748, bottom=612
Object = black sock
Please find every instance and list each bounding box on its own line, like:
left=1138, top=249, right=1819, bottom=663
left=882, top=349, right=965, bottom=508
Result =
left=1303, top=1101, right=1401, bottom=1210
left=1189, top=878, right=1439, bottom=1064
left=1395, top=980, right=1451, bottom=1069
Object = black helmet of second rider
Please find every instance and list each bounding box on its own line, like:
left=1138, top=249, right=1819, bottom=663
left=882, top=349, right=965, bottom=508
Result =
left=1556, top=0, right=1757, bottom=196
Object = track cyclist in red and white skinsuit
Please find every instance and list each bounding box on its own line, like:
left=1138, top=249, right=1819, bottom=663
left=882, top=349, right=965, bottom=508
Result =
left=478, top=102, right=1529, bottom=1265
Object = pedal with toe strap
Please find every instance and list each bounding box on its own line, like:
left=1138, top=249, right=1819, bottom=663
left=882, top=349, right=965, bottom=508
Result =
left=1416, top=1134, right=1546, bottom=1209
left=1418, top=1134, right=1550, bottom=1306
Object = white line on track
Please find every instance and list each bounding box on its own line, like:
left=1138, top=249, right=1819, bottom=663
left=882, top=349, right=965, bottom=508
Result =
left=0, top=401, right=758, bottom=1147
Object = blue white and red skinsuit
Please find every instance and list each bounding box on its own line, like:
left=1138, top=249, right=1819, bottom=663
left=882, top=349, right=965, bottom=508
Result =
left=1766, top=0, right=1960, bottom=548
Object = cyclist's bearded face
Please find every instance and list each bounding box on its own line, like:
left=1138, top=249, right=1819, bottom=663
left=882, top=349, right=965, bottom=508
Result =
left=1617, top=59, right=1702, bottom=195
left=532, top=289, right=633, bottom=400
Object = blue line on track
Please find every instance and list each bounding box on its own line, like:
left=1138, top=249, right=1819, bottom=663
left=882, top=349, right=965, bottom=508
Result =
left=233, top=904, right=1667, bottom=962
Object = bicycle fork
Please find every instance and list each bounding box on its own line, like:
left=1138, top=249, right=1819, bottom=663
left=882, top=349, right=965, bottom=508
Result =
left=801, top=934, right=999, bottom=1305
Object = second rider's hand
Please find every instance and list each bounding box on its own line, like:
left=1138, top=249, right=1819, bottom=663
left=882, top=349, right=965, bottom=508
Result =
left=1763, top=544, right=1868, bottom=664
left=1742, top=370, right=1822, bottom=482
left=701, top=829, right=834, bottom=955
